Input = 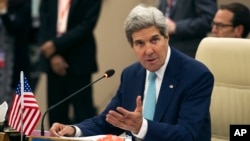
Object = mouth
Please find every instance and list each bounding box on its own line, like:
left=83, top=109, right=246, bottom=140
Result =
left=146, top=58, right=156, bottom=63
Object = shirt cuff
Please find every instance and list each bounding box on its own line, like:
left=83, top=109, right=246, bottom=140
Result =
left=73, top=125, right=83, bottom=137
left=132, top=118, right=148, bottom=139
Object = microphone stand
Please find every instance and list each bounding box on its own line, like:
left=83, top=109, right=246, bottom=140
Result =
left=41, top=69, right=114, bottom=136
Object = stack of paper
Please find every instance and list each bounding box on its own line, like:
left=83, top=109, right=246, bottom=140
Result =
left=0, top=101, right=8, bottom=122
left=60, top=134, right=132, bottom=141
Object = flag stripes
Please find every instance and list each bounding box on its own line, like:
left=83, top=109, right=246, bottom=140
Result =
left=8, top=76, right=41, bottom=136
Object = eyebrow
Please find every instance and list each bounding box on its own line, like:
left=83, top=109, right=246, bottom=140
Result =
left=133, top=34, right=161, bottom=42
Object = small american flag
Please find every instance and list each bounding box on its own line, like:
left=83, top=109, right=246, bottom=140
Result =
left=8, top=75, right=41, bottom=136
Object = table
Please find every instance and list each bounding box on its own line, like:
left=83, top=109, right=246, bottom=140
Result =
left=0, top=132, right=9, bottom=141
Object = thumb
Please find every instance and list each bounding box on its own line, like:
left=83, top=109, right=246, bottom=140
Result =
left=134, top=96, right=143, bottom=113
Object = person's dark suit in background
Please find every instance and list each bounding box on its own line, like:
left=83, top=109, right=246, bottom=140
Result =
left=1, top=0, right=32, bottom=90
left=38, top=0, right=102, bottom=126
left=158, top=0, right=217, bottom=58
left=0, top=0, right=15, bottom=108
left=49, top=4, right=214, bottom=141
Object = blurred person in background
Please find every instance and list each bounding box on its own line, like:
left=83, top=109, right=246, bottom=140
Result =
left=1, top=0, right=32, bottom=89
left=211, top=2, right=250, bottom=38
left=38, top=0, right=102, bottom=126
left=0, top=0, right=32, bottom=107
left=0, top=0, right=14, bottom=108
left=29, top=0, right=42, bottom=92
left=158, top=0, right=217, bottom=58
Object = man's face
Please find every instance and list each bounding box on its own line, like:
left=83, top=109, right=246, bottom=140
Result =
left=131, top=26, right=168, bottom=72
left=211, top=9, right=240, bottom=38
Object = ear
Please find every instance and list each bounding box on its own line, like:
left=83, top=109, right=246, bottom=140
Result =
left=234, top=25, right=244, bottom=38
left=165, top=34, right=169, bottom=39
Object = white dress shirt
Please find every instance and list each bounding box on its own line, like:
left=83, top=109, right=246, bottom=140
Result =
left=133, top=46, right=171, bottom=139
left=57, top=0, right=71, bottom=36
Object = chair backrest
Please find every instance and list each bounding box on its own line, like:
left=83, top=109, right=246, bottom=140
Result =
left=195, top=37, right=250, bottom=140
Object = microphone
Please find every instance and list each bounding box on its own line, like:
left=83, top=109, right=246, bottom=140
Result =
left=40, top=69, right=115, bottom=136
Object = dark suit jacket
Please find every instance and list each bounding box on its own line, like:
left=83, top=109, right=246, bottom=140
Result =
left=158, top=0, right=217, bottom=58
left=1, top=0, right=32, bottom=89
left=38, top=0, right=101, bottom=76
left=76, top=48, right=214, bottom=141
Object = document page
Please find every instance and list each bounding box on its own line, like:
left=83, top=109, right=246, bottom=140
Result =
left=60, top=134, right=132, bottom=141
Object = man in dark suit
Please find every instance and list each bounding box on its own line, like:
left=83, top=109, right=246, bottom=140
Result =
left=49, top=4, right=214, bottom=141
left=158, top=0, right=217, bottom=58
left=38, top=0, right=102, bottom=126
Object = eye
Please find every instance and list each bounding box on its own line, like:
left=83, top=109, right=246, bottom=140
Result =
left=211, top=22, right=233, bottom=29
left=151, top=37, right=160, bottom=44
left=134, top=40, right=145, bottom=47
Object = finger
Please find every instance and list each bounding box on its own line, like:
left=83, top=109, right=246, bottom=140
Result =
left=56, top=68, right=66, bottom=76
left=135, top=96, right=143, bottom=112
left=107, top=110, right=124, bottom=122
left=106, top=111, right=123, bottom=127
left=64, top=62, right=69, bottom=68
left=106, top=110, right=130, bottom=128
left=51, top=130, right=60, bottom=137
left=57, top=125, right=74, bottom=136
left=49, top=127, right=57, bottom=137
left=53, top=63, right=67, bottom=76
left=50, top=123, right=63, bottom=136
left=116, top=107, right=140, bottom=129
left=116, top=107, right=130, bottom=118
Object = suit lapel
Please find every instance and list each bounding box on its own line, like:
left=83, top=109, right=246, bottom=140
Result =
left=154, top=48, right=181, bottom=121
left=68, top=0, right=77, bottom=19
left=137, top=68, right=147, bottom=100
left=51, top=0, right=59, bottom=31
left=169, top=0, right=180, bottom=17
left=122, top=65, right=146, bottom=111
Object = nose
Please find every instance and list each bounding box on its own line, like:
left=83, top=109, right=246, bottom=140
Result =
left=211, top=26, right=218, bottom=34
left=145, top=44, right=154, bottom=55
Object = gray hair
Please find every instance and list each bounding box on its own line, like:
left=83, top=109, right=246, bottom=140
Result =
left=124, top=4, right=167, bottom=46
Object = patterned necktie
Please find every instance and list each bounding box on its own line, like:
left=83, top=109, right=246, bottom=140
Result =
left=143, top=72, right=157, bottom=120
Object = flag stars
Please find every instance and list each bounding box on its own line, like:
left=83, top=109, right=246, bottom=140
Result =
left=16, top=77, right=32, bottom=95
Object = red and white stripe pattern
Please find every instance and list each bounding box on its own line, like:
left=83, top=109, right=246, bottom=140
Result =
left=8, top=76, right=41, bottom=136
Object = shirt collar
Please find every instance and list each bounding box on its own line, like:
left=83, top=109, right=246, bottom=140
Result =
left=147, top=46, right=171, bottom=80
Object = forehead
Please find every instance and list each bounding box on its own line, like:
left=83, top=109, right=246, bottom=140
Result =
left=132, top=26, right=160, bottom=41
left=214, top=9, right=234, bottom=23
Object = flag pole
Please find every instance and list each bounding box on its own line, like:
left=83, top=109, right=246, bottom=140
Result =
left=20, top=71, right=24, bottom=141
